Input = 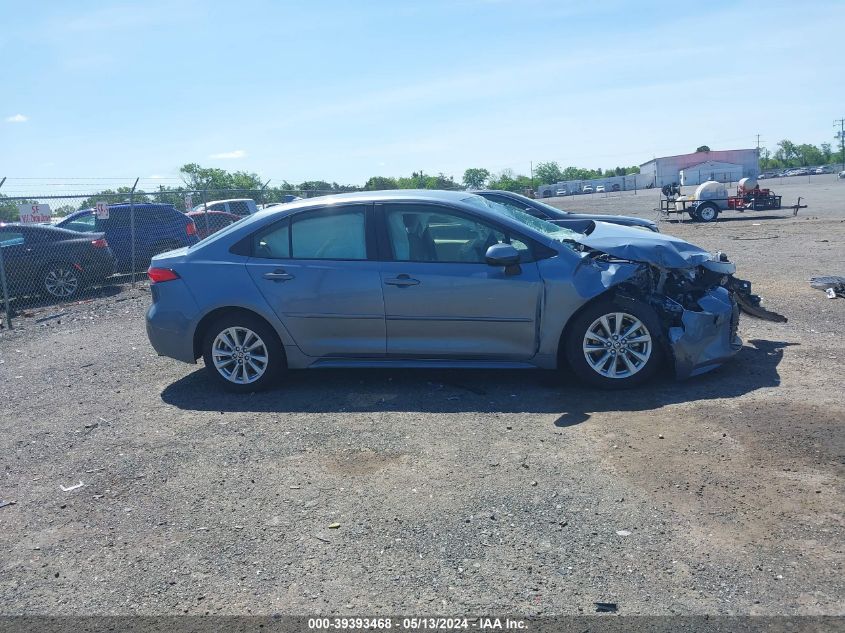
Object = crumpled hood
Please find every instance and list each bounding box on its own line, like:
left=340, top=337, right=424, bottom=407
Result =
left=575, top=221, right=716, bottom=269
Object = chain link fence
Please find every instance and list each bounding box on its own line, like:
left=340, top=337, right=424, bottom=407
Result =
left=0, top=181, right=338, bottom=329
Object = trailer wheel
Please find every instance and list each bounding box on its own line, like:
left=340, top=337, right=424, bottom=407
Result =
left=696, top=203, right=719, bottom=222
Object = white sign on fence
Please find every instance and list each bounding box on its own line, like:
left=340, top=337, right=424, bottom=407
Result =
left=18, top=203, right=52, bottom=224
left=184, top=194, right=193, bottom=212
left=96, top=201, right=110, bottom=219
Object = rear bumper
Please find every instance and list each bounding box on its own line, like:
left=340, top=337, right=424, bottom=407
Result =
left=146, top=304, right=197, bottom=363
left=145, top=281, right=199, bottom=364
left=668, top=286, right=742, bottom=379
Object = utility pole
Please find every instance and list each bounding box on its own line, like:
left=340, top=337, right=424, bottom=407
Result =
left=530, top=161, right=534, bottom=191
left=836, top=118, right=845, bottom=171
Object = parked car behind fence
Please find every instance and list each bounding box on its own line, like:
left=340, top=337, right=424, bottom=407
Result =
left=0, top=223, right=115, bottom=300
left=58, top=203, right=199, bottom=272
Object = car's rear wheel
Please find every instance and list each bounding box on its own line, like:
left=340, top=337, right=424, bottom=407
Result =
left=42, top=263, right=81, bottom=299
left=565, top=299, right=662, bottom=389
left=202, top=313, right=283, bottom=392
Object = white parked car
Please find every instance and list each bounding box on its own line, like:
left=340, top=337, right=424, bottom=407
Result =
left=555, top=189, right=568, bottom=196
left=582, top=185, right=594, bottom=194
left=839, top=170, right=845, bottom=179
left=596, top=185, right=606, bottom=193
left=192, top=198, right=259, bottom=217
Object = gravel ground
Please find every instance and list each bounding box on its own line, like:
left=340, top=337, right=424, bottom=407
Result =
left=0, top=175, right=843, bottom=616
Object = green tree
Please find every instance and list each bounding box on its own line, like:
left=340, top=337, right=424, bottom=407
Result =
left=364, top=176, right=398, bottom=190
left=462, top=168, right=490, bottom=189
left=488, top=169, right=532, bottom=192
left=0, top=195, right=35, bottom=222
left=77, top=188, right=150, bottom=211
left=775, top=140, right=797, bottom=165
left=179, top=163, right=263, bottom=192
left=795, top=144, right=824, bottom=166
left=820, top=143, right=832, bottom=163
left=696, top=145, right=711, bottom=153
left=534, top=161, right=563, bottom=185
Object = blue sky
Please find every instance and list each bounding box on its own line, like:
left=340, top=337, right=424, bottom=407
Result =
left=1, top=0, right=843, bottom=190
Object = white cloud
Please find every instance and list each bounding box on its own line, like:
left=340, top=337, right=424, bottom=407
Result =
left=5, top=114, right=28, bottom=123
left=209, top=149, right=247, bottom=159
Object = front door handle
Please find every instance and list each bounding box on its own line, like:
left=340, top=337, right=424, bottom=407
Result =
left=384, top=274, right=420, bottom=287
left=263, top=269, right=294, bottom=282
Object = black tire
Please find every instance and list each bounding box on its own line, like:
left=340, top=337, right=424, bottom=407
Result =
left=41, top=262, right=81, bottom=300
left=696, top=202, right=719, bottom=222
left=564, top=298, right=663, bottom=389
left=201, top=312, right=285, bottom=393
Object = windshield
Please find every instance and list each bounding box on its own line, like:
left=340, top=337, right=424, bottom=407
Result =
left=462, top=195, right=581, bottom=244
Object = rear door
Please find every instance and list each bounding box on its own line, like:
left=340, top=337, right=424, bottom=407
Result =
left=376, top=202, right=543, bottom=360
left=0, top=228, right=33, bottom=291
left=245, top=204, right=386, bottom=358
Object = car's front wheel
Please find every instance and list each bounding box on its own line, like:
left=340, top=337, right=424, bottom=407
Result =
left=202, top=313, right=284, bottom=392
left=565, top=299, right=662, bottom=389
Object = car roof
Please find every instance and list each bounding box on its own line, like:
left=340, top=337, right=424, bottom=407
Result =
left=75, top=203, right=178, bottom=213
left=222, top=189, right=558, bottom=243
left=253, top=189, right=482, bottom=215
left=0, top=222, right=95, bottom=236
left=203, top=198, right=255, bottom=204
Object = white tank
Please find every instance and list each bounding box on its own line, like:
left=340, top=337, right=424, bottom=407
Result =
left=674, top=195, right=689, bottom=212
left=694, top=180, right=727, bottom=201
left=738, top=177, right=757, bottom=191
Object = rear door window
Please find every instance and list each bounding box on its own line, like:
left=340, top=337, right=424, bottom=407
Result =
left=64, top=212, right=97, bottom=233
left=0, top=231, right=25, bottom=247
left=229, top=201, right=251, bottom=216
left=291, top=206, right=367, bottom=260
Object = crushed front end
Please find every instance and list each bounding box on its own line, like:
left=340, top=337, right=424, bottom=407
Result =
left=596, top=252, right=786, bottom=379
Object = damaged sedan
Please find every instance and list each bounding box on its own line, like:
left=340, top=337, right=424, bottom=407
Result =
left=145, top=190, right=785, bottom=392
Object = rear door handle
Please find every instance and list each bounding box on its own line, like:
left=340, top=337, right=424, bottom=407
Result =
left=263, top=269, right=294, bottom=281
left=384, top=274, right=420, bottom=287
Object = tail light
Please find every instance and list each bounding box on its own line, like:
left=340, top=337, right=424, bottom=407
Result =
left=147, top=267, right=180, bottom=283
left=91, top=238, right=109, bottom=248
left=186, top=221, right=197, bottom=236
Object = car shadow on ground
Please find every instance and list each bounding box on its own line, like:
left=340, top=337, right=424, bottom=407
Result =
left=161, top=339, right=794, bottom=427
left=7, top=283, right=124, bottom=314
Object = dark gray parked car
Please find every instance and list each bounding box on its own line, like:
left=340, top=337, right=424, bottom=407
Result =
left=474, top=189, right=659, bottom=232
left=145, top=190, right=782, bottom=392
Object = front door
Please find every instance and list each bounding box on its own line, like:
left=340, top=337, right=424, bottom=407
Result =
left=377, top=203, right=543, bottom=360
left=245, top=204, right=386, bottom=358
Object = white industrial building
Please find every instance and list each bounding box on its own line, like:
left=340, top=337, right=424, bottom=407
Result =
left=534, top=148, right=759, bottom=198
left=640, top=149, right=758, bottom=188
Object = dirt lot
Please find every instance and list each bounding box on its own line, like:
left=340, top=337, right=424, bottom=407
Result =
left=0, top=175, right=843, bottom=616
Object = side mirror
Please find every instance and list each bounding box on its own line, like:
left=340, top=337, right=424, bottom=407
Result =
left=485, top=243, right=521, bottom=275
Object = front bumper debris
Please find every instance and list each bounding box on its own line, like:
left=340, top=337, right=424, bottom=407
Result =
left=668, top=286, right=743, bottom=379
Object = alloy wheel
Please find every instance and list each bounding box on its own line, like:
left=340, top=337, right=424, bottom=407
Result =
left=44, top=267, right=79, bottom=298
left=582, top=312, right=653, bottom=379
left=211, top=326, right=269, bottom=384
